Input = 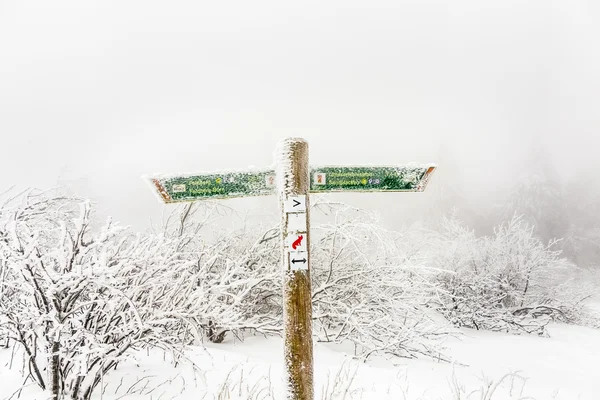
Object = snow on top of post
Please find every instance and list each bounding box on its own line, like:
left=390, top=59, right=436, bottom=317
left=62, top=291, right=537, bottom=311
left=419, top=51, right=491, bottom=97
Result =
left=274, top=137, right=307, bottom=199
left=309, top=162, right=437, bottom=168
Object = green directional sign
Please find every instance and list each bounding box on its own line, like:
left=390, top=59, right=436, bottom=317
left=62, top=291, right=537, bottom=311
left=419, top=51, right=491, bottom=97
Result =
left=145, top=164, right=436, bottom=203
left=146, top=169, right=277, bottom=203
left=310, top=164, right=436, bottom=193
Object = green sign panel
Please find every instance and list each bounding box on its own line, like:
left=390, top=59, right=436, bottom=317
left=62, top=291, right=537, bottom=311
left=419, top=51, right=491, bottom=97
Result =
left=146, top=169, right=277, bottom=203
left=145, top=164, right=436, bottom=203
left=310, top=165, right=436, bottom=193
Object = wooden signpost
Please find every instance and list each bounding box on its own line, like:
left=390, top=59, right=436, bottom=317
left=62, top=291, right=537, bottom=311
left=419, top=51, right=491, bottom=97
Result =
left=143, top=137, right=436, bottom=400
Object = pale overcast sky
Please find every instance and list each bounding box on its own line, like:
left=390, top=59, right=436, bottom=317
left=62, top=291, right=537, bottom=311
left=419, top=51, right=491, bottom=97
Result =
left=1, top=0, right=598, bottom=231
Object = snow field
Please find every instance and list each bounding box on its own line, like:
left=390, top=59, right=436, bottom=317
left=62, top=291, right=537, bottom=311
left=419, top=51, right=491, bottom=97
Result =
left=2, top=320, right=599, bottom=400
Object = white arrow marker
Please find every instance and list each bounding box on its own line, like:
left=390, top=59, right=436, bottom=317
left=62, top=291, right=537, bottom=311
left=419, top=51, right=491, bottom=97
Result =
left=285, top=195, right=306, bottom=213
left=289, top=251, right=308, bottom=271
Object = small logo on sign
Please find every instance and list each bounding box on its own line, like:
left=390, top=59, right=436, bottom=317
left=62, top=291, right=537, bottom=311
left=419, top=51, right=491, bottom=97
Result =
left=292, top=235, right=303, bottom=250
left=265, top=175, right=275, bottom=187
left=287, top=232, right=307, bottom=252
left=172, top=184, right=186, bottom=193
left=314, top=172, right=326, bottom=185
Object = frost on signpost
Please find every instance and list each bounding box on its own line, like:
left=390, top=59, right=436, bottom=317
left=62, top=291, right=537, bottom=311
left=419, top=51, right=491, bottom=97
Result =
left=275, top=138, right=314, bottom=400
left=143, top=139, right=437, bottom=400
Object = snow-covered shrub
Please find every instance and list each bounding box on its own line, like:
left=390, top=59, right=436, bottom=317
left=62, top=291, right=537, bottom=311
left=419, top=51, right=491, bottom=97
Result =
left=160, top=202, right=282, bottom=343
left=427, top=214, right=593, bottom=334
left=166, top=199, right=452, bottom=361
left=0, top=190, right=203, bottom=399
left=309, top=200, right=450, bottom=360
left=544, top=267, right=600, bottom=329
left=0, top=190, right=280, bottom=399
left=178, top=225, right=282, bottom=343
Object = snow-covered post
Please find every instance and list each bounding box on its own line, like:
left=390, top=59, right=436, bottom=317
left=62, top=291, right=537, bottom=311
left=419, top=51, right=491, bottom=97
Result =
left=275, top=137, right=314, bottom=400
left=144, top=138, right=437, bottom=398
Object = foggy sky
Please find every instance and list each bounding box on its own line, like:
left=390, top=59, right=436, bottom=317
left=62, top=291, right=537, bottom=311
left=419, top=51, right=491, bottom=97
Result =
left=1, top=0, right=599, bottom=232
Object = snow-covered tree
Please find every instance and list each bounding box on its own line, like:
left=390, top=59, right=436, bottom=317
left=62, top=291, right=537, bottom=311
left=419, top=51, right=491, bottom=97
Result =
left=426, top=213, right=594, bottom=334
left=6, top=183, right=595, bottom=400
left=0, top=190, right=281, bottom=399
left=502, top=174, right=569, bottom=245
left=498, top=148, right=573, bottom=259
left=309, top=200, right=450, bottom=360
left=165, top=198, right=453, bottom=360
left=159, top=201, right=282, bottom=343
left=561, top=175, right=600, bottom=268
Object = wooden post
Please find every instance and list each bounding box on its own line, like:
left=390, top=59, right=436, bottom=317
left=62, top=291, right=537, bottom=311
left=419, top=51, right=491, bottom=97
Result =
left=275, top=137, right=314, bottom=400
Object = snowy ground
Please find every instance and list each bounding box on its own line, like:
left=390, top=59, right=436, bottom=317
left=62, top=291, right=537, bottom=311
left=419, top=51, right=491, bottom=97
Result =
left=2, top=319, right=600, bottom=400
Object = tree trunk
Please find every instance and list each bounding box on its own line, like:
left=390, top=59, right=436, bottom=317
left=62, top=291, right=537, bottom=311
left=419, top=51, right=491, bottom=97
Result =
left=49, top=340, right=61, bottom=400
left=70, top=375, right=83, bottom=400
left=521, top=270, right=532, bottom=307
left=207, top=320, right=227, bottom=343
